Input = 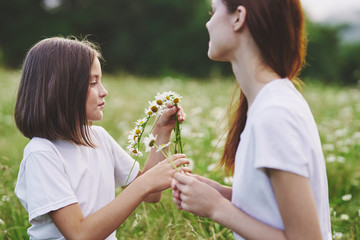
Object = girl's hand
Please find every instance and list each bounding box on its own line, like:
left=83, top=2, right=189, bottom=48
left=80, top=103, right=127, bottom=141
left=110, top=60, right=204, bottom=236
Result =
left=172, top=173, right=224, bottom=218
left=141, top=154, right=191, bottom=193
left=154, top=104, right=186, bottom=135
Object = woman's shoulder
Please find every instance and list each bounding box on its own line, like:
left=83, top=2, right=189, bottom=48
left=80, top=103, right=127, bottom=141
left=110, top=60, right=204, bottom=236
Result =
left=252, top=79, right=309, bottom=116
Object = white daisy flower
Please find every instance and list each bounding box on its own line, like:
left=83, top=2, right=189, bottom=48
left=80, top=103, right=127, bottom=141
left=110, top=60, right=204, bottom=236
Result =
left=143, top=134, right=157, bottom=152
left=155, top=92, right=166, bottom=106
left=128, top=129, right=141, bottom=142
left=163, top=91, right=176, bottom=103
left=340, top=214, right=349, bottom=221
left=127, top=146, right=143, bottom=157
left=163, top=91, right=182, bottom=105
left=126, top=144, right=134, bottom=152
left=144, top=107, right=154, bottom=116
left=156, top=142, right=171, bottom=153
left=333, top=232, right=343, bottom=240
left=341, top=194, right=352, bottom=201
left=128, top=134, right=138, bottom=143
left=135, top=117, right=148, bottom=126
left=207, top=163, right=217, bottom=171
left=1, top=195, right=9, bottom=202
left=171, top=94, right=181, bottom=105
left=148, top=100, right=161, bottom=115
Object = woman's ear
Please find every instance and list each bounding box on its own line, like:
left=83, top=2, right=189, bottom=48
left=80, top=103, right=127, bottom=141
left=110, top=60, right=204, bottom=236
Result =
left=233, top=5, right=247, bottom=31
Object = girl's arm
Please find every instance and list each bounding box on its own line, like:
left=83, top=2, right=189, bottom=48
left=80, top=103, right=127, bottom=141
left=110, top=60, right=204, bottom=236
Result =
left=141, top=104, right=186, bottom=202
left=174, top=170, right=322, bottom=240
left=49, top=156, right=190, bottom=240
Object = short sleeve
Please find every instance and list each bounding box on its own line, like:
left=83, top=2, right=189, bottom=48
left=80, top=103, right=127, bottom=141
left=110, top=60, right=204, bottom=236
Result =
left=15, top=150, right=78, bottom=223
left=95, top=126, right=140, bottom=188
left=112, top=143, right=140, bottom=188
left=252, top=106, right=311, bottom=177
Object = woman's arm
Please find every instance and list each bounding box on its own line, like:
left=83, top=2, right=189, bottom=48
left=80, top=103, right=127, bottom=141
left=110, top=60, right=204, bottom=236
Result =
left=174, top=170, right=322, bottom=240
left=49, top=156, right=190, bottom=240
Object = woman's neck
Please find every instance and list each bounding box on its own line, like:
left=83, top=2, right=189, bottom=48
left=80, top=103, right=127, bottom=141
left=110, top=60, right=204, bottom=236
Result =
left=230, top=50, right=280, bottom=108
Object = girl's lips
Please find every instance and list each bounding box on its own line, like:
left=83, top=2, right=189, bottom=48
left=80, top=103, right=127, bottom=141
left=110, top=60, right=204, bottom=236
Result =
left=98, top=102, right=105, bottom=109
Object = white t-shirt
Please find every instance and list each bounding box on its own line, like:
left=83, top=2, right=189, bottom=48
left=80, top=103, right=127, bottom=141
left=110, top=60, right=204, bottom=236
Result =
left=15, top=126, right=140, bottom=240
left=231, top=79, right=332, bottom=240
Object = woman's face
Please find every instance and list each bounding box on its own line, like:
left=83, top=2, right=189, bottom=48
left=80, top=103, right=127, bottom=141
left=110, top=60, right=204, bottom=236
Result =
left=86, top=57, right=108, bottom=122
left=206, top=0, right=236, bottom=61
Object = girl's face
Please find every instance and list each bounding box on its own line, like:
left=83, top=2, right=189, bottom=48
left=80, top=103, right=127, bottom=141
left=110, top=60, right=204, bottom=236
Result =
left=206, top=0, right=236, bottom=61
left=86, top=57, right=108, bottom=122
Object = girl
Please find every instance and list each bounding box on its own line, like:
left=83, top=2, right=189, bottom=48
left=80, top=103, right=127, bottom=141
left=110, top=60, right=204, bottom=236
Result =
left=172, top=0, right=332, bottom=239
left=14, top=37, right=190, bottom=240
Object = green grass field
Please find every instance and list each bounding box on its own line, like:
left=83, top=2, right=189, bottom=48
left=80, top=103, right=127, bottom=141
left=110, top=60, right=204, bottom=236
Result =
left=0, top=69, right=359, bottom=239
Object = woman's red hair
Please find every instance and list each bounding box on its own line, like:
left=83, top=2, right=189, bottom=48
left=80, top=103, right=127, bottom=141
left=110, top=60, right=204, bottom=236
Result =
left=219, top=0, right=307, bottom=175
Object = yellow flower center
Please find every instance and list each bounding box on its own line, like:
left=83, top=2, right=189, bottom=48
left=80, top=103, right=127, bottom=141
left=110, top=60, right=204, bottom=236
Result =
left=147, top=111, right=153, bottom=115
left=151, top=106, right=158, bottom=113
left=132, top=149, right=138, bottom=154
left=149, top=140, right=155, bottom=147
left=156, top=100, right=163, bottom=105
left=135, top=129, right=141, bottom=135
left=166, top=96, right=170, bottom=100
left=173, top=98, right=179, bottom=104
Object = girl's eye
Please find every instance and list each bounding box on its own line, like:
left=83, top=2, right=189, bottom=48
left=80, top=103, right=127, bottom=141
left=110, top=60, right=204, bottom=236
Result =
left=89, top=81, right=97, bottom=86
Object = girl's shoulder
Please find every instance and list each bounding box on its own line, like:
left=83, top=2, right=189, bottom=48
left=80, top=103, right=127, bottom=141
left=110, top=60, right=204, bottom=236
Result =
left=90, top=125, right=112, bottom=141
left=24, top=137, right=58, bottom=155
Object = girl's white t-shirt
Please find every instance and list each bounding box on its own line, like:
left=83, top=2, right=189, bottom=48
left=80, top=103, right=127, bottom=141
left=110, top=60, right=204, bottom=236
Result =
left=231, top=79, right=332, bottom=240
left=15, top=126, right=140, bottom=240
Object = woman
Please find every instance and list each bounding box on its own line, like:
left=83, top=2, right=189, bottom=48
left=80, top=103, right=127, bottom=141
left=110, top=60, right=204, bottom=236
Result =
left=172, top=0, right=332, bottom=239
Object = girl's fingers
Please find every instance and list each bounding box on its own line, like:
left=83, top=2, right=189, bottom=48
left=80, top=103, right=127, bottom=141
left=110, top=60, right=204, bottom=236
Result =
left=178, top=167, right=192, bottom=174
left=172, top=158, right=190, bottom=167
left=171, top=154, right=186, bottom=160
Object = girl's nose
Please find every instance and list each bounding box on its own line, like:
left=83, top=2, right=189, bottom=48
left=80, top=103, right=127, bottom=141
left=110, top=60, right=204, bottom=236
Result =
left=100, top=83, right=108, bottom=97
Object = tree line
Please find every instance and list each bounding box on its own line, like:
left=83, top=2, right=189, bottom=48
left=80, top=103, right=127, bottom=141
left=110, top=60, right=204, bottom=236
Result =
left=0, top=0, right=359, bottom=84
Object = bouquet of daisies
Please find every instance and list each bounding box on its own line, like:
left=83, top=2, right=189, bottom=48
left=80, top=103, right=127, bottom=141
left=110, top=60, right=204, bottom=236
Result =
left=126, top=91, right=183, bottom=159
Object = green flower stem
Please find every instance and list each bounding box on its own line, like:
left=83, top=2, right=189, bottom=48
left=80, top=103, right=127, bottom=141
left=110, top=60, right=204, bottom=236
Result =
left=149, top=115, right=160, bottom=134
left=155, top=143, right=179, bottom=172
left=136, top=116, right=151, bottom=149
left=174, top=104, right=183, bottom=154
left=124, top=157, right=137, bottom=186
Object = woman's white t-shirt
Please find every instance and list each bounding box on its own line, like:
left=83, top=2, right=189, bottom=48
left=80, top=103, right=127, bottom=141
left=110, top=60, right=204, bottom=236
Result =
left=231, top=79, right=332, bottom=240
left=15, top=126, right=140, bottom=240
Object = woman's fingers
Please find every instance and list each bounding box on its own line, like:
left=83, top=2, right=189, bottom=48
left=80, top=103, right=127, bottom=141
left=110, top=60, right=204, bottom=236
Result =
left=174, top=172, right=192, bottom=184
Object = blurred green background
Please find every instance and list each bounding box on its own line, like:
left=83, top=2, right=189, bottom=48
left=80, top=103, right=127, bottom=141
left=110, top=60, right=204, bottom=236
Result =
left=0, top=1, right=360, bottom=239
left=0, top=0, right=359, bottom=84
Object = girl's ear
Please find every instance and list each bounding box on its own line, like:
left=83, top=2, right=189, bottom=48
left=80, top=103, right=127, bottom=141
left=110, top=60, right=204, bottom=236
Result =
left=233, top=5, right=247, bottom=32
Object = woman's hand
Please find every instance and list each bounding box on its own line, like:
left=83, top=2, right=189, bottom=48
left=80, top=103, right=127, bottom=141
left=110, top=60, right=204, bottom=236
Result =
left=141, top=154, right=191, bottom=193
left=153, top=104, right=186, bottom=135
left=171, top=173, right=224, bottom=218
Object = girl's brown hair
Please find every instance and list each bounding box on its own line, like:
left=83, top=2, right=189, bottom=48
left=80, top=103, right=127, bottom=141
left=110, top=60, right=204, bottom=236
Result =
left=14, top=37, right=102, bottom=147
left=219, top=0, right=307, bottom=175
